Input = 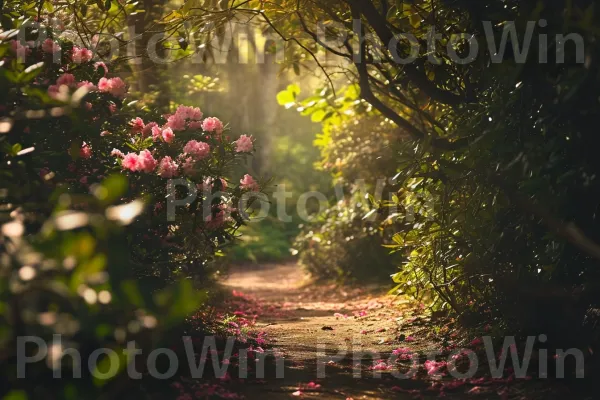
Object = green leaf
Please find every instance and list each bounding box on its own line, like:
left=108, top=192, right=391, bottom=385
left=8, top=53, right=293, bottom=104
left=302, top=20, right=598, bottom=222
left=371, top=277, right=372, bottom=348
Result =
left=92, top=349, right=126, bottom=386
left=20, top=61, right=44, bottom=82
left=43, top=1, right=55, bottom=12
left=287, top=83, right=300, bottom=97
left=409, top=13, right=421, bottom=28
left=155, top=279, right=206, bottom=326
left=121, top=280, right=145, bottom=307
left=310, top=109, right=326, bottom=122
left=100, top=174, right=128, bottom=204
left=3, top=391, right=27, bottom=400
left=1, top=15, right=13, bottom=30
left=276, top=90, right=295, bottom=106
left=362, top=209, right=377, bottom=220
left=11, top=143, right=22, bottom=156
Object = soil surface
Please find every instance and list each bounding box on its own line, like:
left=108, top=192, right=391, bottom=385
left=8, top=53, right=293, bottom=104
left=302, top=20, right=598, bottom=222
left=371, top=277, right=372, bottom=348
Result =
left=218, top=263, right=579, bottom=400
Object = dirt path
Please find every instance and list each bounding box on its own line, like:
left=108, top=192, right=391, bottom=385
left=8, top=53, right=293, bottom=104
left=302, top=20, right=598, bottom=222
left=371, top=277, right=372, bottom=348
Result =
left=220, top=263, right=574, bottom=400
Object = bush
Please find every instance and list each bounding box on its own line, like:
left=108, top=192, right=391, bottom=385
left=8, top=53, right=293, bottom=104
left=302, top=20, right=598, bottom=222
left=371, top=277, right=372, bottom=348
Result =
left=280, top=84, right=402, bottom=281
left=0, top=10, right=261, bottom=397
left=295, top=193, right=401, bottom=282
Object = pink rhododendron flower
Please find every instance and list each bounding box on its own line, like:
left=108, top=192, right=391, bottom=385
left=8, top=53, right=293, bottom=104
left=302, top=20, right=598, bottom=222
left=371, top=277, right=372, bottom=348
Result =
left=80, top=142, right=92, bottom=159
left=41, top=38, right=61, bottom=53
left=71, top=46, right=93, bottom=63
left=166, top=113, right=186, bottom=131
left=182, top=157, right=196, bottom=175
left=122, top=153, right=139, bottom=171
left=111, top=148, right=124, bottom=158
left=84, top=102, right=93, bottom=110
left=183, top=140, right=210, bottom=159
left=94, top=61, right=108, bottom=76
left=98, top=77, right=127, bottom=99
left=201, top=117, right=224, bottom=133
left=11, top=40, right=31, bottom=57
left=130, top=117, right=145, bottom=133
left=235, top=134, right=253, bottom=153
left=151, top=125, right=162, bottom=141
left=142, top=122, right=157, bottom=138
left=157, top=156, right=179, bottom=178
left=98, top=78, right=110, bottom=92
left=77, top=81, right=97, bottom=91
left=187, top=120, right=203, bottom=130
left=239, top=174, right=259, bottom=191
left=57, top=73, right=76, bottom=87
left=162, top=127, right=175, bottom=143
left=137, top=149, right=157, bottom=173
left=176, top=105, right=203, bottom=120
left=47, top=85, right=61, bottom=98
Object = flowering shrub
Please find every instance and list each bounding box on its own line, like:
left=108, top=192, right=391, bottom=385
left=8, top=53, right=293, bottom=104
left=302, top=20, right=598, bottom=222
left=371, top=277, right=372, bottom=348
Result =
left=0, top=13, right=261, bottom=398
left=103, top=105, right=260, bottom=281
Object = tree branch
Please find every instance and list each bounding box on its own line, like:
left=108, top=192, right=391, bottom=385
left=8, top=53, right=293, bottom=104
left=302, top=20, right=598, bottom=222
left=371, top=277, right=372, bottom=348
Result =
left=348, top=0, right=471, bottom=106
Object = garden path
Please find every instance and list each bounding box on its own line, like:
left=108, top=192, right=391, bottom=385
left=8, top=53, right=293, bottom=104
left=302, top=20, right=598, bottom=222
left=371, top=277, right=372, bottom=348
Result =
left=220, top=263, right=571, bottom=399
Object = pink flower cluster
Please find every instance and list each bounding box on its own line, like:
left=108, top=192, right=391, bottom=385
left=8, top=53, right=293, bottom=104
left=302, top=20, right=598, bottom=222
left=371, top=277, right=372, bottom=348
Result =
left=47, top=68, right=125, bottom=101
left=165, top=105, right=203, bottom=131
left=48, top=73, right=78, bottom=99
left=42, top=38, right=61, bottom=54
left=183, top=140, right=210, bottom=160
left=157, top=156, right=179, bottom=178
left=201, top=117, right=224, bottom=133
left=234, top=134, right=253, bottom=153
left=71, top=46, right=93, bottom=63
left=239, top=174, right=259, bottom=191
left=10, top=40, right=33, bottom=57
left=98, top=77, right=127, bottom=99
left=122, top=150, right=158, bottom=173
left=80, top=142, right=92, bottom=159
left=182, top=157, right=196, bottom=175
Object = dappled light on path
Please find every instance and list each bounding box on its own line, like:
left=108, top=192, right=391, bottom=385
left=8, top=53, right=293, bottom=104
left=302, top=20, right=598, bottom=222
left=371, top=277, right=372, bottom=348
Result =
left=216, top=264, right=573, bottom=399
